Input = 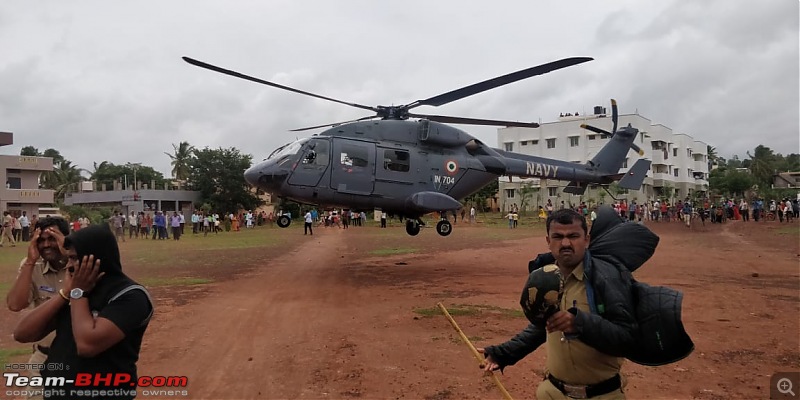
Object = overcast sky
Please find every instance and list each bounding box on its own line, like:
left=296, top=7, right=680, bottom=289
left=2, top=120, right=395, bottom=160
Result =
left=1, top=1, right=797, bottom=177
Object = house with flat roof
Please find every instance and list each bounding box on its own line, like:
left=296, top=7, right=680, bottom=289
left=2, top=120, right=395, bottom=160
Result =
left=64, top=180, right=201, bottom=220
left=497, top=108, right=710, bottom=211
left=0, top=132, right=56, bottom=217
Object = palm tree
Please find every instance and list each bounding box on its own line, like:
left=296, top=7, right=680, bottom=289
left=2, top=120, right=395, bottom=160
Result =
left=165, top=142, right=195, bottom=188
left=746, top=145, right=776, bottom=187
left=707, top=145, right=718, bottom=170
left=44, top=160, right=84, bottom=203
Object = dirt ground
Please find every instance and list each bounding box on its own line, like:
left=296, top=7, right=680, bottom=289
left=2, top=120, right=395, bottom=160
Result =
left=2, top=217, right=799, bottom=399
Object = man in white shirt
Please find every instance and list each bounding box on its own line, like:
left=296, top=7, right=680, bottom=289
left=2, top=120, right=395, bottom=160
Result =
left=19, top=211, right=30, bottom=242
left=304, top=211, right=313, bottom=235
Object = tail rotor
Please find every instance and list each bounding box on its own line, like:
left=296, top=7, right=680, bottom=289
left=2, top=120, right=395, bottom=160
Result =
left=581, top=99, right=644, bottom=156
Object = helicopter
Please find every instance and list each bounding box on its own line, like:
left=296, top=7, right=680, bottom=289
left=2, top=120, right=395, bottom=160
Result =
left=183, top=56, right=650, bottom=237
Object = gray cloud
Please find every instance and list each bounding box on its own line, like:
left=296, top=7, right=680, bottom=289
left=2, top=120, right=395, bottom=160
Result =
left=0, top=0, right=796, bottom=178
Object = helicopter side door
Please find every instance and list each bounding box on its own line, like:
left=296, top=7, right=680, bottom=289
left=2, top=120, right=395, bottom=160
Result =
left=330, top=138, right=375, bottom=195
left=287, top=138, right=330, bottom=187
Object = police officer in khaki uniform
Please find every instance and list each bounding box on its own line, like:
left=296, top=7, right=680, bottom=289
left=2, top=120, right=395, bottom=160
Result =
left=480, top=209, right=636, bottom=399
left=538, top=261, right=625, bottom=399
left=6, top=217, right=70, bottom=398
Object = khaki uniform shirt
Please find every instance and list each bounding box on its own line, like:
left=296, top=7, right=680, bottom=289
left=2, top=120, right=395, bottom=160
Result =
left=545, top=263, right=623, bottom=385
left=20, top=257, right=68, bottom=347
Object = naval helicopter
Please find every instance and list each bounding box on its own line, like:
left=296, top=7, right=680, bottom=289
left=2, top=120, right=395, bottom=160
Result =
left=183, top=57, right=650, bottom=237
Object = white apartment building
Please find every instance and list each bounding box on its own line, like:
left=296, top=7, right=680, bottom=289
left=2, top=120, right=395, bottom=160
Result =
left=497, top=107, right=710, bottom=212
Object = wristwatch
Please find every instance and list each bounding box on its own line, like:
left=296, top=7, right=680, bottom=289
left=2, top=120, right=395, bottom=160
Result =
left=69, top=288, right=85, bottom=300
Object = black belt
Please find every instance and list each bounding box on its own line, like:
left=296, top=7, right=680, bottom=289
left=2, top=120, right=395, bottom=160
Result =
left=36, top=345, right=50, bottom=355
left=547, top=374, right=621, bottom=399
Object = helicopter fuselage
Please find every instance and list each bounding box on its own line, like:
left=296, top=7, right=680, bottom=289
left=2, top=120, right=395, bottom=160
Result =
left=244, top=118, right=647, bottom=219
left=246, top=120, right=497, bottom=217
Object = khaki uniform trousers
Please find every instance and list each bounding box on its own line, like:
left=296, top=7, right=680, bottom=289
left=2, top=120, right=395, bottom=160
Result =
left=536, top=376, right=626, bottom=400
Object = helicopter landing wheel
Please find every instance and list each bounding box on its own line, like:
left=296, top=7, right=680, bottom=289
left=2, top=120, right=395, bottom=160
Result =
left=405, top=219, right=421, bottom=236
left=277, top=215, right=291, bottom=228
left=436, top=220, right=452, bottom=236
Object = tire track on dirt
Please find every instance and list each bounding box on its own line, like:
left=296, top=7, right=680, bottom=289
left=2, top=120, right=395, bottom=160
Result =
left=139, top=230, right=353, bottom=399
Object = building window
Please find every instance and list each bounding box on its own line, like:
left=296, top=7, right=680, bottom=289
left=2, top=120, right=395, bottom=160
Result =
left=673, top=148, right=678, bottom=157
left=546, top=138, right=556, bottom=149
left=687, top=149, right=693, bottom=157
left=531, top=140, right=539, bottom=145
left=674, top=169, right=679, bottom=177
left=548, top=187, right=558, bottom=196
left=569, top=136, right=579, bottom=147
left=504, top=142, right=514, bottom=151
left=6, top=177, right=21, bottom=189
left=505, top=189, right=515, bottom=198
left=623, top=158, right=628, bottom=168
left=383, top=149, right=410, bottom=172
left=588, top=135, right=596, bottom=140
left=520, top=140, right=528, bottom=146
left=6, top=169, right=21, bottom=174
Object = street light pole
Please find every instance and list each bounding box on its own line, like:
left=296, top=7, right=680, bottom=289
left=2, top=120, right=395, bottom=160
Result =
left=126, top=162, right=141, bottom=190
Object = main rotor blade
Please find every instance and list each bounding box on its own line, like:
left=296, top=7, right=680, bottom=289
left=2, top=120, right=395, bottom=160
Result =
left=610, top=99, right=618, bottom=134
left=183, top=57, right=378, bottom=113
left=409, top=113, right=539, bottom=128
left=405, top=57, right=593, bottom=110
left=580, top=124, right=612, bottom=135
left=289, top=115, right=379, bottom=132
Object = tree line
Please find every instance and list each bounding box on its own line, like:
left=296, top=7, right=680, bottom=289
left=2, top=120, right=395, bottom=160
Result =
left=21, top=142, right=800, bottom=216
left=708, top=144, right=799, bottom=201
left=23, top=141, right=262, bottom=214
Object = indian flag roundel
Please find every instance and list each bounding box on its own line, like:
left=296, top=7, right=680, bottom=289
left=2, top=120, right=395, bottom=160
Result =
left=445, top=160, right=458, bottom=174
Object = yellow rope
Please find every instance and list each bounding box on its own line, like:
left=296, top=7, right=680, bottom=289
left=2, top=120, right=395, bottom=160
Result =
left=437, top=302, right=513, bottom=400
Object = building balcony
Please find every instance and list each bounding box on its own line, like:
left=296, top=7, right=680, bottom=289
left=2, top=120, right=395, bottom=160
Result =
left=651, top=150, right=667, bottom=164
left=0, top=155, right=54, bottom=171
left=693, top=160, right=707, bottom=172
left=651, top=172, right=673, bottom=181
left=0, top=188, right=55, bottom=204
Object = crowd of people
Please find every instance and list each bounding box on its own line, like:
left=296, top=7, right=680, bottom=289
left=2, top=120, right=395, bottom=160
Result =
left=524, top=195, right=800, bottom=229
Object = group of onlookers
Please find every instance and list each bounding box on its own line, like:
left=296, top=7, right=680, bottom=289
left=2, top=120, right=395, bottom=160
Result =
left=0, top=210, right=35, bottom=247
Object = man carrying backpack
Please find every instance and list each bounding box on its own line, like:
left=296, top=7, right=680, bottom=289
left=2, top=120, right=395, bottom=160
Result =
left=479, top=207, right=692, bottom=399
left=479, top=209, right=636, bottom=399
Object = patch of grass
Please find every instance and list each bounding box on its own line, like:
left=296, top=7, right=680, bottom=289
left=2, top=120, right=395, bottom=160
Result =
left=139, top=277, right=214, bottom=287
left=775, top=226, right=800, bottom=236
left=415, top=304, right=524, bottom=318
left=0, top=347, right=32, bottom=365
left=370, top=248, right=419, bottom=256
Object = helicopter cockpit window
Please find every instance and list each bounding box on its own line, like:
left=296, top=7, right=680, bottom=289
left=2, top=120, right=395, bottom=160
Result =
left=268, top=138, right=309, bottom=160
left=383, top=149, right=410, bottom=172
left=302, top=139, right=330, bottom=166
left=339, top=143, right=368, bottom=168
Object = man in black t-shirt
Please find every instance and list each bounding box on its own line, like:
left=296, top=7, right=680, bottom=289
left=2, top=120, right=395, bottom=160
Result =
left=14, top=225, right=153, bottom=400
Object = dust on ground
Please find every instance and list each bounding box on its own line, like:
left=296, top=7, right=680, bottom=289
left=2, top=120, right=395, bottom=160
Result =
left=1, top=218, right=798, bottom=399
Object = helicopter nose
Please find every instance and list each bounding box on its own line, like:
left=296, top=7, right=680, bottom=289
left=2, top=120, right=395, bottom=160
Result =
left=244, top=165, right=261, bottom=186
left=244, top=161, right=289, bottom=190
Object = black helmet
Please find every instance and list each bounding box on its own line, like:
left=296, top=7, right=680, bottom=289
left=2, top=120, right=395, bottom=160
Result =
left=520, top=264, right=563, bottom=327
